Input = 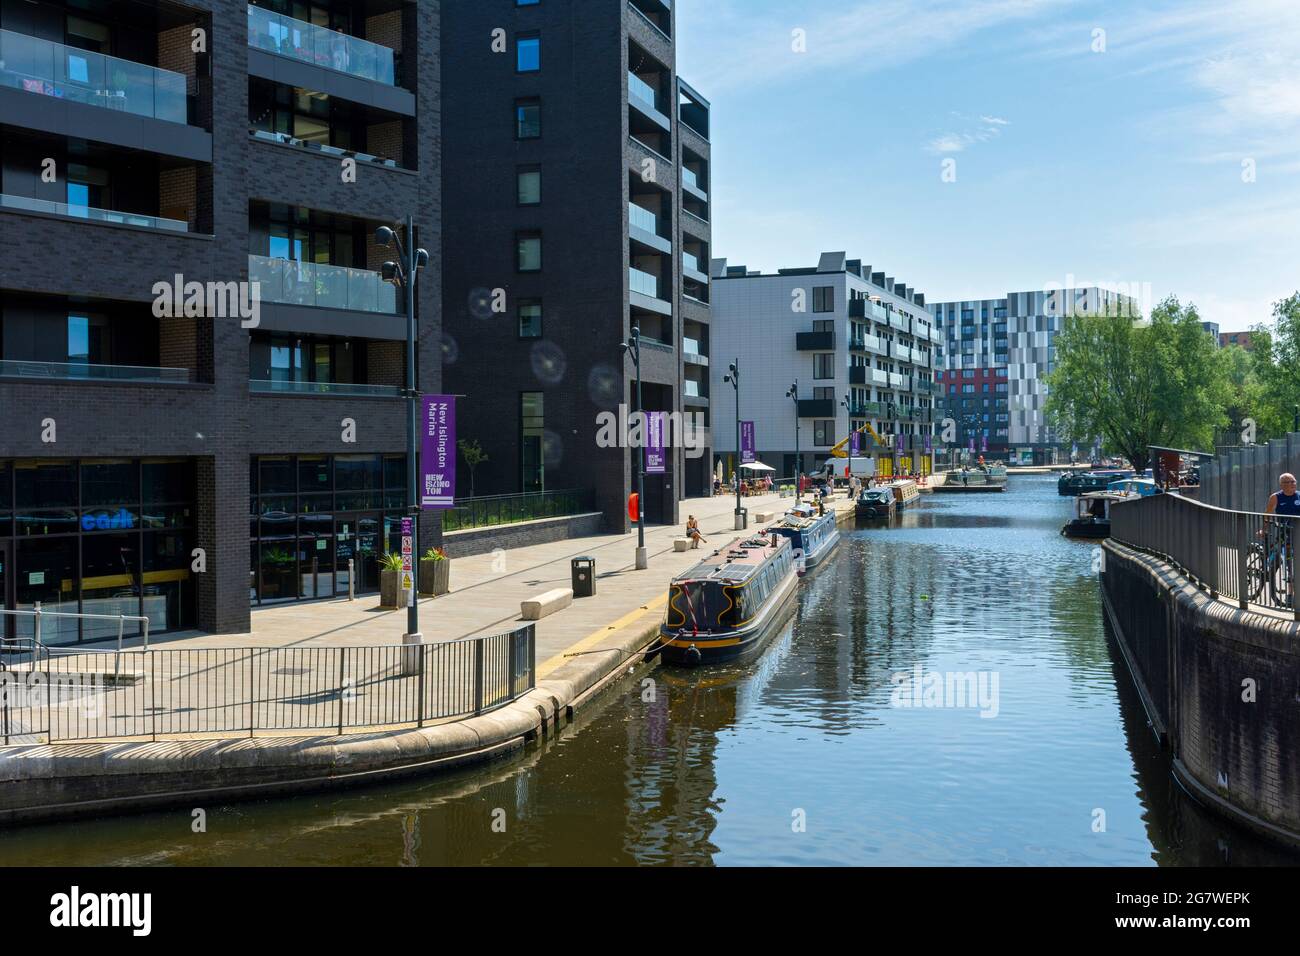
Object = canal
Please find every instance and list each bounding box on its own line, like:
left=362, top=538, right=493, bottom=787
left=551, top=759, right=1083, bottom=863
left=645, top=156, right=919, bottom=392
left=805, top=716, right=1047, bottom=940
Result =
left=3, top=474, right=1297, bottom=865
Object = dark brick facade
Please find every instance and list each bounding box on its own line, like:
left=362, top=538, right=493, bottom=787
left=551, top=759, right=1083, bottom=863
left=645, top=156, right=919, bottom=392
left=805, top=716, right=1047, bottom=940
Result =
left=0, top=0, right=442, bottom=635
left=440, top=1, right=711, bottom=532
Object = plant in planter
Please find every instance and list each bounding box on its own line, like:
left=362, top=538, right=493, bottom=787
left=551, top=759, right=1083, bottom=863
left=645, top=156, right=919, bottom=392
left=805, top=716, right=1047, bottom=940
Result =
left=419, top=547, right=450, bottom=597
left=377, top=551, right=410, bottom=609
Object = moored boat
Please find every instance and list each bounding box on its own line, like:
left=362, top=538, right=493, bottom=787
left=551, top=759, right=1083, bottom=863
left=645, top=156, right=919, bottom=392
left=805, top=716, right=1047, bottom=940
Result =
left=1057, top=469, right=1133, bottom=496
left=659, top=534, right=799, bottom=666
left=765, top=504, right=840, bottom=574
left=935, top=465, right=1008, bottom=492
left=855, top=487, right=896, bottom=518
left=1061, top=491, right=1119, bottom=538
left=887, top=478, right=921, bottom=509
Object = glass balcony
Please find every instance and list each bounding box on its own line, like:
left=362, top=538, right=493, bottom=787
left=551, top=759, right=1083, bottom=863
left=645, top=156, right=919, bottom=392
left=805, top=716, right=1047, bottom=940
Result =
left=250, top=129, right=399, bottom=168
left=628, top=202, right=659, bottom=235
left=0, top=28, right=188, bottom=123
left=628, top=72, right=658, bottom=111
left=682, top=250, right=705, bottom=274
left=682, top=166, right=705, bottom=194
left=248, top=255, right=399, bottom=314
left=250, top=379, right=400, bottom=397
left=683, top=336, right=704, bottom=355
left=247, top=5, right=395, bottom=85
left=684, top=379, right=704, bottom=398
left=0, top=360, right=190, bottom=384
left=629, top=266, right=661, bottom=299
left=0, top=192, right=187, bottom=232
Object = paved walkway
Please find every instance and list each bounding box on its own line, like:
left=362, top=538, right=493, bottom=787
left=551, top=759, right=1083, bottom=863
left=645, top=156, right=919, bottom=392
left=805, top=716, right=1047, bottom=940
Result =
left=119, top=490, right=809, bottom=670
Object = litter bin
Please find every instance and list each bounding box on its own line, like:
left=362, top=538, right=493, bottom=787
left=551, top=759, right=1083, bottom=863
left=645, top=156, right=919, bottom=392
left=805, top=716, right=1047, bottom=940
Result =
left=571, top=556, right=596, bottom=597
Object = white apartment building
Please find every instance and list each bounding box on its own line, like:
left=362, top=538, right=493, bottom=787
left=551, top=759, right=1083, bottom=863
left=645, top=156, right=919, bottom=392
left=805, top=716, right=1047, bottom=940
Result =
left=710, top=252, right=941, bottom=479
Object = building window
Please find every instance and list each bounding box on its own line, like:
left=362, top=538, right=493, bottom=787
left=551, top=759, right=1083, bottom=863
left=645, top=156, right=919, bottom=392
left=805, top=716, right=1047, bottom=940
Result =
left=515, top=98, right=541, bottom=139
left=516, top=35, right=540, bottom=72
left=516, top=0, right=539, bottom=5
left=517, top=165, right=541, bottom=205
left=517, top=232, right=542, bottom=272
left=813, top=353, right=835, bottom=379
left=521, top=393, right=544, bottom=493
left=961, top=309, right=974, bottom=321
left=813, top=420, right=836, bottom=446
left=813, top=386, right=834, bottom=400
left=813, top=286, right=835, bottom=313
left=518, top=300, right=542, bottom=338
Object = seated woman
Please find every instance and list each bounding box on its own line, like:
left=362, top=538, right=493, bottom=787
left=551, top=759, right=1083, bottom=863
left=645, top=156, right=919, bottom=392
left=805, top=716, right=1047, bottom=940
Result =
left=686, top=515, right=708, bottom=548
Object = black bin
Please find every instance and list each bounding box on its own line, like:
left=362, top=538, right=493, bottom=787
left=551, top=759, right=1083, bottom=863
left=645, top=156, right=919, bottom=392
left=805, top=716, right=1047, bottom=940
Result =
left=571, top=556, right=596, bottom=597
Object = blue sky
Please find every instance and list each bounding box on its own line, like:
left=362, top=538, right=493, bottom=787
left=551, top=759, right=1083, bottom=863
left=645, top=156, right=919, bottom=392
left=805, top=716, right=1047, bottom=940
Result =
left=677, top=0, right=1300, bottom=329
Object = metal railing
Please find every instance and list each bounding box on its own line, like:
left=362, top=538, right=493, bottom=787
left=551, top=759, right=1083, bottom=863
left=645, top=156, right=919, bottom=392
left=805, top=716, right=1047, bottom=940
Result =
left=2, top=605, right=151, bottom=652
left=0, top=359, right=191, bottom=384
left=248, top=254, right=399, bottom=314
left=0, top=624, right=535, bottom=745
left=0, top=27, right=189, bottom=123
left=0, top=193, right=188, bottom=232
left=441, top=489, right=597, bottom=533
left=247, top=4, right=396, bottom=85
left=1110, top=493, right=1299, bottom=618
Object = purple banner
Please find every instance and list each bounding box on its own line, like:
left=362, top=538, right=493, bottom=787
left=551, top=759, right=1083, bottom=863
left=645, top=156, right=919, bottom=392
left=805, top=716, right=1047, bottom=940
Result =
left=421, top=395, right=455, bottom=509
left=980, top=433, right=988, bottom=452
left=924, top=433, right=932, bottom=454
left=740, top=421, right=756, bottom=464
left=968, top=437, right=976, bottom=452
left=895, top=432, right=904, bottom=452
left=646, top=411, right=666, bottom=474
left=850, top=431, right=860, bottom=456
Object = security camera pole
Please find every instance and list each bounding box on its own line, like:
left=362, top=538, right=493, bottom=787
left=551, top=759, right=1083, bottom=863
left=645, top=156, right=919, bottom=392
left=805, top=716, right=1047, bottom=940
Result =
left=377, top=216, right=428, bottom=647
left=620, top=326, right=647, bottom=569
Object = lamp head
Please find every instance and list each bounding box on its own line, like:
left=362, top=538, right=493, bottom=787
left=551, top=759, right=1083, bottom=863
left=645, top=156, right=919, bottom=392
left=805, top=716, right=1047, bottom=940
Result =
left=375, top=225, right=396, bottom=247
left=381, top=261, right=400, bottom=282
left=415, top=248, right=429, bottom=269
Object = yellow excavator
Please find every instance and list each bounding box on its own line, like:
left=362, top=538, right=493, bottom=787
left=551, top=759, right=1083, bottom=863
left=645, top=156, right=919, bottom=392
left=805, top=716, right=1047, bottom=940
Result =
left=828, top=420, right=888, bottom=459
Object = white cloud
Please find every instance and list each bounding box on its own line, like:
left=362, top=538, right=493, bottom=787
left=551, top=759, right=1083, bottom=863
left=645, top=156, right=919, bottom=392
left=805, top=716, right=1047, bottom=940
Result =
left=924, top=116, right=1011, bottom=154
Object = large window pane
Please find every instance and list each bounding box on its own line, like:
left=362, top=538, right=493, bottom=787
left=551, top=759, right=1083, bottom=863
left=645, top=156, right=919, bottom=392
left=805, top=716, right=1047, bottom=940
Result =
left=299, top=535, right=334, bottom=599
left=81, top=532, right=142, bottom=641
left=139, top=530, right=194, bottom=631
left=15, top=460, right=77, bottom=509
left=259, top=542, right=299, bottom=603
left=15, top=537, right=78, bottom=643
left=0, top=461, right=10, bottom=510
left=81, top=459, right=138, bottom=507
left=143, top=459, right=194, bottom=503
left=299, top=455, right=332, bottom=491
left=259, top=456, right=296, bottom=495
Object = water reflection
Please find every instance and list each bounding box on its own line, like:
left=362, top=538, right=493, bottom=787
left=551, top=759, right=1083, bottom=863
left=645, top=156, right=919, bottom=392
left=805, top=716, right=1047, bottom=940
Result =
left=2, top=477, right=1298, bottom=865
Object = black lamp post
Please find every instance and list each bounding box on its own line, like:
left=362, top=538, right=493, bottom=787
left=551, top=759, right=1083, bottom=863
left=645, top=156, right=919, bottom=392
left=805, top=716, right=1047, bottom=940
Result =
left=786, top=380, right=799, bottom=499
left=723, top=360, right=744, bottom=530
left=619, top=327, right=648, bottom=569
left=376, top=218, right=428, bottom=648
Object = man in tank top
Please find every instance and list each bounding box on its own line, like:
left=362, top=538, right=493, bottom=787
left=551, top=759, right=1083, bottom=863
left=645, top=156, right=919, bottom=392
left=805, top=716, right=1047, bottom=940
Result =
left=1265, top=473, right=1300, bottom=516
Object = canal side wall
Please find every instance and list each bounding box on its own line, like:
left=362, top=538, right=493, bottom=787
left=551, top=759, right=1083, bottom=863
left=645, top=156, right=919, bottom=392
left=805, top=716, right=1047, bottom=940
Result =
left=1101, top=540, right=1300, bottom=847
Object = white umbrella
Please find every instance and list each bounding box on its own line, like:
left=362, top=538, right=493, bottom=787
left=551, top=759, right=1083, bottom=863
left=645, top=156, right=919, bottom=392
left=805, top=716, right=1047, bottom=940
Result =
left=740, top=461, right=775, bottom=472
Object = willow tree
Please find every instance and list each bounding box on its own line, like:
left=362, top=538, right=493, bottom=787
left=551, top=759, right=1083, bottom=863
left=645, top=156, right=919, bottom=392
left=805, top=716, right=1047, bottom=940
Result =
left=1045, top=296, right=1230, bottom=474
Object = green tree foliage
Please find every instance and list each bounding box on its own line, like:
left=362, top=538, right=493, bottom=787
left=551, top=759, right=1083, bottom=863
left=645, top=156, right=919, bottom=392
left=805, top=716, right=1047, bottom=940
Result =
left=1045, top=296, right=1230, bottom=473
left=1246, top=293, right=1300, bottom=439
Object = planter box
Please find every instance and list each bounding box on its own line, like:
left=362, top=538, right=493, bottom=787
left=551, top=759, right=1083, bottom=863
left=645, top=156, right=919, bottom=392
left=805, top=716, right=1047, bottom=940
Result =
left=419, top=558, right=450, bottom=596
left=379, top=568, right=413, bottom=609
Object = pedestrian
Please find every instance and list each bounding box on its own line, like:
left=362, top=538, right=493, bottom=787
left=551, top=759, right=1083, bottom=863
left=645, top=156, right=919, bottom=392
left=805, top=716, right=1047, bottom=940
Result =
left=686, top=515, right=707, bottom=548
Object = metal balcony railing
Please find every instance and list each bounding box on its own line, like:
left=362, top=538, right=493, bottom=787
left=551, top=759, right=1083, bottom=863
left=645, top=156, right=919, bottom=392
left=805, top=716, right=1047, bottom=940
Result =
left=248, top=255, right=399, bottom=314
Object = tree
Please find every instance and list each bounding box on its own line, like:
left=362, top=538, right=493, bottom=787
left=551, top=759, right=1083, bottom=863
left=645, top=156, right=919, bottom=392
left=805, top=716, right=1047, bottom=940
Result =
left=1246, top=293, right=1300, bottom=439
left=1045, top=296, right=1230, bottom=473
left=458, top=438, right=488, bottom=498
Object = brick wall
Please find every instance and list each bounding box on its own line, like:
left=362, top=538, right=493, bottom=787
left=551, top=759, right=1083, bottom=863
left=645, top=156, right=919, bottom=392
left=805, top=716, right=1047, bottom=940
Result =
left=366, top=120, right=404, bottom=166
left=158, top=317, right=198, bottom=374
left=158, top=167, right=197, bottom=229
left=367, top=340, right=404, bottom=387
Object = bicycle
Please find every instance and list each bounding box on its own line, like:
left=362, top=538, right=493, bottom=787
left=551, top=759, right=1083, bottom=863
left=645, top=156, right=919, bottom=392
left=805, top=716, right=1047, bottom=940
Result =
left=1245, top=519, right=1294, bottom=608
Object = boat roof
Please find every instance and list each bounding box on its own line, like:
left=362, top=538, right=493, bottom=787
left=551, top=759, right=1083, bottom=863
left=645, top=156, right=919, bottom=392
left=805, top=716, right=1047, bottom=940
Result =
left=673, top=536, right=789, bottom=584
left=771, top=510, right=832, bottom=530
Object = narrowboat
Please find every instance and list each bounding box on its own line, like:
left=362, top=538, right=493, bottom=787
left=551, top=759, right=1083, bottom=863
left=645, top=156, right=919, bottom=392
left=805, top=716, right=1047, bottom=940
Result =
left=855, top=488, right=896, bottom=518
left=888, top=478, right=921, bottom=509
left=766, top=504, right=840, bottom=574
left=1057, top=469, right=1133, bottom=496
left=659, top=534, right=799, bottom=666
left=1061, top=491, right=1118, bottom=538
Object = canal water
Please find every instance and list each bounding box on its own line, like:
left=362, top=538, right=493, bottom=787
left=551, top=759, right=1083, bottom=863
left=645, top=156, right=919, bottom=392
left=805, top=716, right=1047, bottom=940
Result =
left=3, top=474, right=1297, bottom=866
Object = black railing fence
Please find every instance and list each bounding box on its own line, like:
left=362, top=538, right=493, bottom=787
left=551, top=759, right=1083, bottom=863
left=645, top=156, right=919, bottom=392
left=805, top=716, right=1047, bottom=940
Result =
left=1110, top=493, right=1299, bottom=619
left=0, top=625, right=535, bottom=745
left=441, top=488, right=597, bottom=532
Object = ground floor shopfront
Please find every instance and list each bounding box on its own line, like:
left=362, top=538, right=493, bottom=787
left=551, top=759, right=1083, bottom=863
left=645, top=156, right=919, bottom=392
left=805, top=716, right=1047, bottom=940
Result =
left=0, top=458, right=196, bottom=644
left=0, top=453, right=415, bottom=645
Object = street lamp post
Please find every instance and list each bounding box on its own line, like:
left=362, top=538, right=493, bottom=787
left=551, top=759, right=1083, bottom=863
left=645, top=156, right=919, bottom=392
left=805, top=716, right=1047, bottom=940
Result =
left=376, top=218, right=428, bottom=650
left=786, top=380, right=799, bottom=500
left=723, top=360, right=744, bottom=530
left=620, top=327, right=648, bottom=570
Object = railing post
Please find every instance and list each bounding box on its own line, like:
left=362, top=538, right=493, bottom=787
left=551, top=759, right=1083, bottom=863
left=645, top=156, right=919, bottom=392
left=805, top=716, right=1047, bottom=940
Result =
left=528, top=623, right=536, bottom=689
left=474, top=637, right=484, bottom=715
left=150, top=650, right=157, bottom=742
left=337, top=647, right=347, bottom=735
left=1237, top=512, right=1249, bottom=610
left=508, top=628, right=518, bottom=701
left=348, top=559, right=355, bottom=601
left=248, top=648, right=255, bottom=737
left=416, top=644, right=426, bottom=728
left=33, top=601, right=41, bottom=647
